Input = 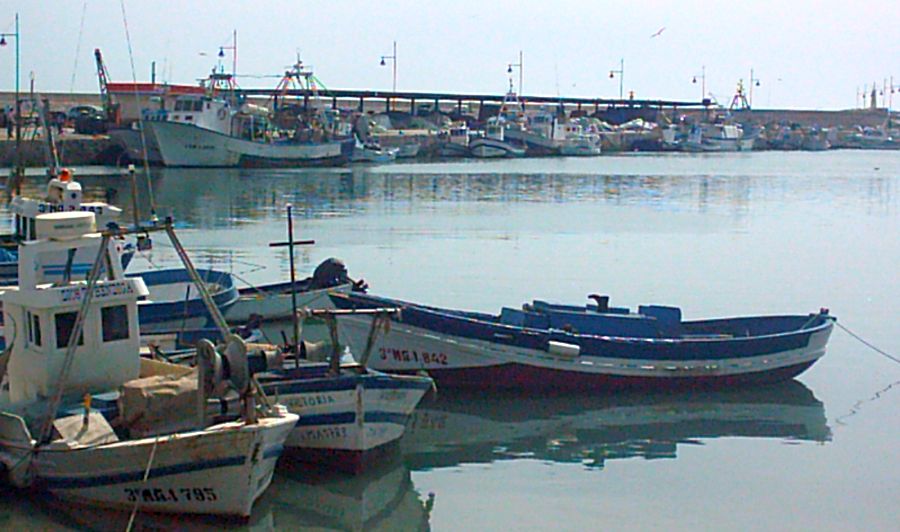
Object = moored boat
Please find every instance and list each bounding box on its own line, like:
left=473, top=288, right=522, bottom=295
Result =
left=330, top=292, right=835, bottom=391
left=0, top=211, right=296, bottom=517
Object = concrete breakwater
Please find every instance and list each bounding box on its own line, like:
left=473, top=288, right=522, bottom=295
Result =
left=0, top=135, right=120, bottom=167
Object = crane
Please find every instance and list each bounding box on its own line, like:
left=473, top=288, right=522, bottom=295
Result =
left=94, top=48, right=119, bottom=123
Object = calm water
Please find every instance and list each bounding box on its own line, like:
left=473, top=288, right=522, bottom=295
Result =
left=1, top=151, right=898, bottom=531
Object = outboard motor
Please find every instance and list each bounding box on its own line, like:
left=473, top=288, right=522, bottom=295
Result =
left=310, top=258, right=351, bottom=289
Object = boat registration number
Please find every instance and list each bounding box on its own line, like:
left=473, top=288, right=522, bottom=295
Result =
left=379, top=347, right=448, bottom=366
left=124, top=487, right=218, bottom=503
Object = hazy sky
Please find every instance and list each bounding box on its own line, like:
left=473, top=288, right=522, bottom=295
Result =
left=1, top=0, right=897, bottom=110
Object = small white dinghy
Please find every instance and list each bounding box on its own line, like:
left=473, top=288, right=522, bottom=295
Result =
left=0, top=211, right=297, bottom=517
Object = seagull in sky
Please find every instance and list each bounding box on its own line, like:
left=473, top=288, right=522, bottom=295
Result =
left=650, top=27, right=666, bottom=38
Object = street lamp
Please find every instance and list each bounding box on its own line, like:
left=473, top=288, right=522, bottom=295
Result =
left=0, top=13, right=21, bottom=183
left=217, top=29, right=237, bottom=76
left=380, top=40, right=397, bottom=93
left=749, top=68, right=761, bottom=108
left=609, top=58, right=624, bottom=100
left=507, top=50, right=523, bottom=97
left=692, top=65, right=706, bottom=103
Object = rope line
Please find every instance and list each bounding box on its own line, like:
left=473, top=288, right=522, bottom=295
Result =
left=835, top=321, right=900, bottom=365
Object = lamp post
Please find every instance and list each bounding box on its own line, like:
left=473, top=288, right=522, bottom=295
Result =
left=692, top=65, right=706, bottom=103
left=0, top=13, right=21, bottom=184
left=380, top=40, right=397, bottom=93
left=507, top=50, right=523, bottom=97
left=609, top=58, right=624, bottom=100
left=217, top=29, right=238, bottom=76
left=749, top=68, right=761, bottom=108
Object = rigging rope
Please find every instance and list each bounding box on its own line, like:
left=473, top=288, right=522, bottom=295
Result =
left=119, top=0, right=159, bottom=222
left=69, top=0, right=89, bottom=93
left=835, top=321, right=900, bottom=366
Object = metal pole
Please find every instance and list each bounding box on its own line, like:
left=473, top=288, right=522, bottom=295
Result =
left=619, top=58, right=624, bottom=100
left=13, top=14, right=21, bottom=184
left=392, top=40, right=397, bottom=93
left=519, top=50, right=524, bottom=98
left=39, top=234, right=112, bottom=444
left=128, top=164, right=141, bottom=228
left=287, top=204, right=300, bottom=351
left=701, top=66, right=706, bottom=102
left=165, top=223, right=230, bottom=340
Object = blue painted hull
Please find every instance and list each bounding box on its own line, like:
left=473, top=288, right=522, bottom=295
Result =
left=129, top=268, right=239, bottom=333
left=330, top=292, right=835, bottom=390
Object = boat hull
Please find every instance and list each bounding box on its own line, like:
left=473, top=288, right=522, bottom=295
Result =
left=131, top=269, right=239, bottom=333
left=333, top=297, right=835, bottom=391
left=29, top=416, right=295, bottom=517
left=258, top=367, right=433, bottom=473
left=226, top=283, right=350, bottom=323
left=147, top=121, right=353, bottom=168
left=468, top=138, right=526, bottom=158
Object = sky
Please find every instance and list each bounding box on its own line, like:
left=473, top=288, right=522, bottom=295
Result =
left=0, top=0, right=897, bottom=111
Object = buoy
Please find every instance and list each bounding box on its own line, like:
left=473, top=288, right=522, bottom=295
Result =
left=59, top=168, right=72, bottom=182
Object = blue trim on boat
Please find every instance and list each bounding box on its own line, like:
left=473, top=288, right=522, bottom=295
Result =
left=363, top=412, right=409, bottom=424
left=129, top=268, right=239, bottom=329
left=40, top=455, right=246, bottom=489
left=332, top=292, right=835, bottom=363
left=292, top=410, right=411, bottom=427
left=294, top=412, right=356, bottom=426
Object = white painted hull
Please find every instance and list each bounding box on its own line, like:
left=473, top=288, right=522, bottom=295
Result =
left=337, top=314, right=832, bottom=381
left=147, top=121, right=350, bottom=167
left=5, top=415, right=296, bottom=517
left=226, top=284, right=349, bottom=323
left=147, top=121, right=240, bottom=167
left=269, top=373, right=431, bottom=454
left=469, top=138, right=526, bottom=158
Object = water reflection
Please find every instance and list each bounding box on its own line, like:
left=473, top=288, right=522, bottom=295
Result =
left=401, top=380, right=829, bottom=470
left=2, top=161, right=895, bottom=232
left=17, top=460, right=432, bottom=531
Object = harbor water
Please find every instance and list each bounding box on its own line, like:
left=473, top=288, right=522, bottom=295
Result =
left=1, top=150, right=897, bottom=530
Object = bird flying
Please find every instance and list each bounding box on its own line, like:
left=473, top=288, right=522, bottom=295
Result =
left=650, top=27, right=666, bottom=38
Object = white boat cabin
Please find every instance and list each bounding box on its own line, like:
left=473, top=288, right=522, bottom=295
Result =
left=10, top=170, right=122, bottom=243
left=1, top=211, right=147, bottom=406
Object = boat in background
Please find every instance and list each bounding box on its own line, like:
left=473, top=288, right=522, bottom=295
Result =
left=351, top=140, right=399, bottom=163
left=331, top=292, right=835, bottom=391
left=130, top=267, right=239, bottom=333
left=681, top=122, right=755, bottom=152
left=437, top=122, right=473, bottom=157
left=225, top=258, right=364, bottom=323
left=0, top=170, right=135, bottom=284
left=145, top=61, right=354, bottom=168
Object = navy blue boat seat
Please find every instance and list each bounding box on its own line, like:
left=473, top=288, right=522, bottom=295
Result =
left=638, top=305, right=682, bottom=336
left=544, top=310, right=660, bottom=338
left=500, top=307, right=551, bottom=329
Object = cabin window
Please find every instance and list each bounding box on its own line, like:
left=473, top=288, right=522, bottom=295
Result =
left=28, top=219, right=36, bottom=240
left=101, top=305, right=129, bottom=342
left=194, top=100, right=203, bottom=112
left=55, top=312, right=84, bottom=349
left=15, top=215, right=21, bottom=237
left=27, top=311, right=41, bottom=347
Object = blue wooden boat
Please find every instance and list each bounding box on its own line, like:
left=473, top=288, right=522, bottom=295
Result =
left=329, top=292, right=836, bottom=391
left=129, top=268, right=239, bottom=333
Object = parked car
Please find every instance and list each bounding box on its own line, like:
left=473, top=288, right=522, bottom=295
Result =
left=67, top=105, right=103, bottom=121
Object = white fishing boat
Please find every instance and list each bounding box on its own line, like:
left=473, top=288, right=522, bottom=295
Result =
left=145, top=66, right=354, bottom=168
left=437, top=122, right=472, bottom=157
left=351, top=140, right=399, bottom=163
left=469, top=120, right=526, bottom=158
left=681, top=123, right=755, bottom=152
left=225, top=258, right=360, bottom=323
left=0, top=211, right=296, bottom=517
left=0, top=169, right=134, bottom=284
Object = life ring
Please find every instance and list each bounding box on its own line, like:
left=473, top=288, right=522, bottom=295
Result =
left=217, top=108, right=227, bottom=120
